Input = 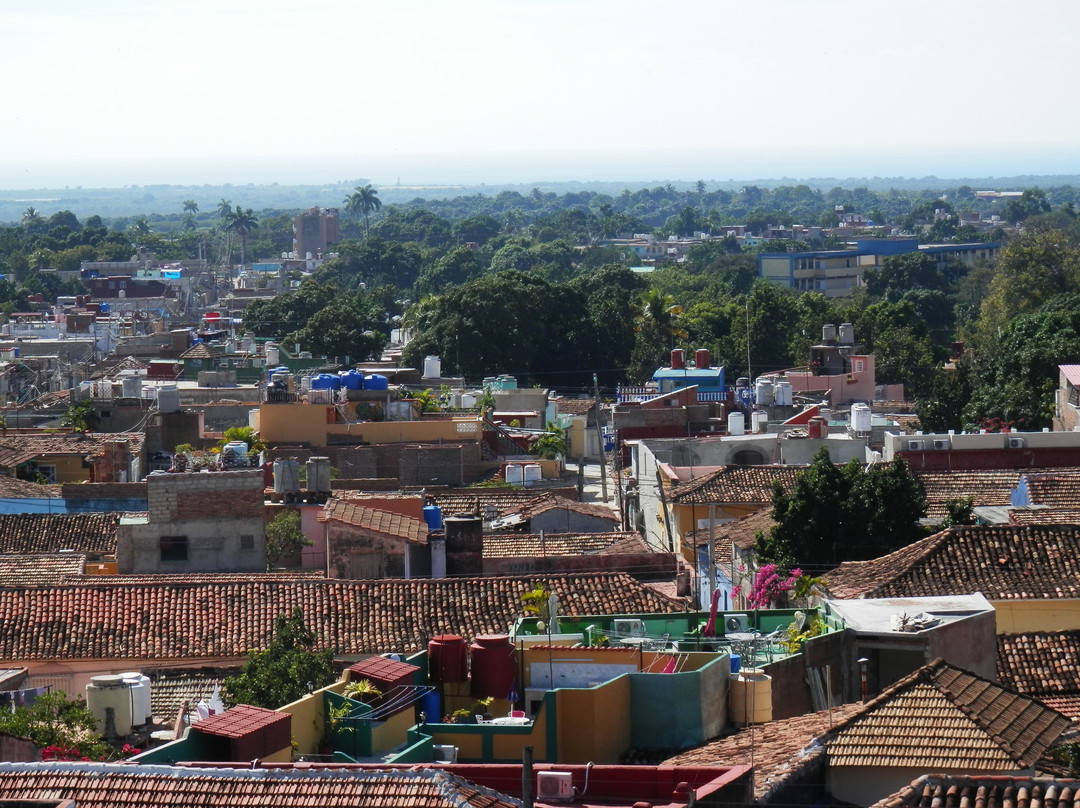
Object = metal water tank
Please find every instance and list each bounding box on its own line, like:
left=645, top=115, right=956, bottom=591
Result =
left=424, top=355, right=442, bottom=379
left=754, top=378, right=774, bottom=407
left=694, top=349, right=710, bottom=369
left=469, top=634, right=517, bottom=700
left=306, top=456, right=331, bottom=494
left=273, top=459, right=300, bottom=494
left=505, top=464, right=524, bottom=486
left=157, top=385, right=180, bottom=414
left=121, top=377, right=142, bottom=398
left=728, top=411, right=745, bottom=436
left=428, top=634, right=468, bottom=683
left=838, top=323, right=854, bottom=344
left=86, top=675, right=134, bottom=737
left=670, top=349, right=685, bottom=370
left=822, top=324, right=837, bottom=343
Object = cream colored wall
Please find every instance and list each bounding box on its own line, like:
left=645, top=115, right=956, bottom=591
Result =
left=994, top=600, right=1080, bottom=633
left=258, top=403, right=482, bottom=447
left=555, top=676, right=632, bottom=764
left=371, top=707, right=415, bottom=753
left=279, top=681, right=346, bottom=755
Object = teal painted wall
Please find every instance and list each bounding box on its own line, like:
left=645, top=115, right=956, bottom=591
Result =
left=628, top=655, right=728, bottom=749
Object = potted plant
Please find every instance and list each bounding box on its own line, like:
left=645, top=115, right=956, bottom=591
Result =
left=343, top=678, right=382, bottom=706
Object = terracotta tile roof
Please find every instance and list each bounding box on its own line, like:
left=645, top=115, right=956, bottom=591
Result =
left=482, top=531, right=644, bottom=558
left=873, top=774, right=1080, bottom=808
left=1011, top=508, right=1080, bottom=525
left=668, top=466, right=804, bottom=505
left=0, top=553, right=86, bottom=585
left=1020, top=472, right=1080, bottom=508
left=0, top=763, right=520, bottom=808
left=825, top=658, right=1070, bottom=770
left=319, top=501, right=428, bottom=545
left=686, top=508, right=774, bottom=558
left=997, top=631, right=1080, bottom=697
left=555, top=398, right=594, bottom=417
left=147, top=669, right=232, bottom=721
left=824, top=525, right=1080, bottom=601
left=180, top=342, right=225, bottom=359
left=514, top=493, right=620, bottom=523
left=194, top=704, right=287, bottom=739
left=912, top=468, right=1021, bottom=520
left=348, top=655, right=420, bottom=683
left=0, top=513, right=118, bottom=556
left=0, top=433, right=145, bottom=468
left=0, top=572, right=684, bottom=661
left=0, top=475, right=61, bottom=498
left=430, top=491, right=544, bottom=518
left=664, top=703, right=864, bottom=801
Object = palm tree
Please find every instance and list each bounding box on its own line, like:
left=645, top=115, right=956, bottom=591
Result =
left=636, top=287, right=687, bottom=352
left=344, top=185, right=382, bottom=236
left=225, top=207, right=259, bottom=266
left=217, top=199, right=234, bottom=264
left=22, top=207, right=39, bottom=224
left=216, top=199, right=233, bottom=220
left=183, top=200, right=199, bottom=216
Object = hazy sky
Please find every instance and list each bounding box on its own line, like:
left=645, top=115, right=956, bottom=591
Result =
left=3, top=0, right=1078, bottom=187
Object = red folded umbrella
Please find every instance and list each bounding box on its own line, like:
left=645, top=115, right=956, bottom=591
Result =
left=702, top=588, right=722, bottom=638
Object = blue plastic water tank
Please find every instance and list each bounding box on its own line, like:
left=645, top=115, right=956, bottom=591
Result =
left=419, top=689, right=441, bottom=723
left=311, top=373, right=341, bottom=390
left=267, top=365, right=289, bottom=381
left=423, top=505, right=443, bottom=530
left=364, top=374, right=388, bottom=391
left=340, top=370, right=365, bottom=390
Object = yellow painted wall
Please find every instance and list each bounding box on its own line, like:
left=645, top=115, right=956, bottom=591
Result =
left=279, top=681, right=346, bottom=755
left=264, top=745, right=293, bottom=762
left=258, top=403, right=482, bottom=447
left=371, top=708, right=415, bottom=754
left=41, top=454, right=91, bottom=484
left=555, top=676, right=631, bottom=764
left=994, top=600, right=1080, bottom=633
left=672, top=503, right=759, bottom=556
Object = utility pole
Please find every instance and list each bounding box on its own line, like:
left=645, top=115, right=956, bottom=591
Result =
left=593, top=374, right=608, bottom=503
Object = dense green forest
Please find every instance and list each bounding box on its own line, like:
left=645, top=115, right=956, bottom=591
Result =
left=3, top=181, right=1080, bottom=433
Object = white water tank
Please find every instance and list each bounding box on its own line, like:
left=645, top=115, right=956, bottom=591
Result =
left=505, top=464, right=524, bottom=486
left=822, top=324, right=837, bottom=343
left=274, top=458, right=300, bottom=494
left=728, top=411, right=745, bottom=436
left=86, top=675, right=134, bottom=737
left=852, top=403, right=872, bottom=433
left=751, top=410, right=768, bottom=433
left=838, top=323, right=854, bottom=344
left=774, top=378, right=793, bottom=407
left=157, top=385, right=180, bottom=413
left=523, top=464, right=542, bottom=487
left=121, top=672, right=152, bottom=726
left=306, top=456, right=331, bottom=494
left=755, top=378, right=774, bottom=407
left=266, top=345, right=280, bottom=366
left=424, top=355, right=442, bottom=379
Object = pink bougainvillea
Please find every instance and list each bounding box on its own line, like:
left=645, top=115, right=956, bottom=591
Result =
left=747, top=564, right=798, bottom=609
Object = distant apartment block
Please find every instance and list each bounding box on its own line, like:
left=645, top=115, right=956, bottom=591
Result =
left=293, top=206, right=339, bottom=259
left=758, top=238, right=999, bottom=297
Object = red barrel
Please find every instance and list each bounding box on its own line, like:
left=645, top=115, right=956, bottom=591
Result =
left=469, top=634, right=517, bottom=699
left=428, top=634, right=468, bottom=683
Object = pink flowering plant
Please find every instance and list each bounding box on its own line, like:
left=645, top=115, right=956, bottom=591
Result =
left=747, top=565, right=825, bottom=609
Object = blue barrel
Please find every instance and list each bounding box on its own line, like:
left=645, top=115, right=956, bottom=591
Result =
left=365, top=374, right=388, bottom=391
left=311, top=373, right=342, bottom=390
left=423, top=505, right=443, bottom=530
left=419, top=689, right=440, bottom=724
left=730, top=654, right=741, bottom=674
left=267, top=365, right=289, bottom=381
left=340, top=370, right=365, bottom=390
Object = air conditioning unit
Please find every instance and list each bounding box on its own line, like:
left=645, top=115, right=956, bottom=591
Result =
left=613, top=618, right=645, bottom=637
left=725, top=614, right=749, bottom=633
left=1008, top=436, right=1025, bottom=449
left=907, top=439, right=924, bottom=451
left=932, top=439, right=950, bottom=450
left=537, top=772, right=575, bottom=801
left=432, top=744, right=458, bottom=763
